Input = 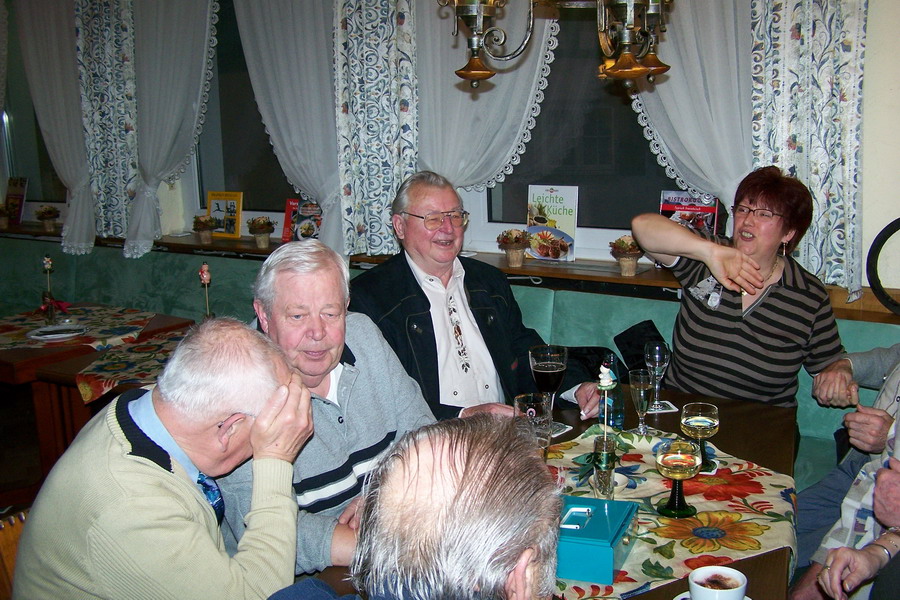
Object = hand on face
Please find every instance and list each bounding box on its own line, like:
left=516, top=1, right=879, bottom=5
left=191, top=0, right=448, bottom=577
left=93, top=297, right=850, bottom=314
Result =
left=705, top=243, right=763, bottom=295
left=250, top=371, right=314, bottom=463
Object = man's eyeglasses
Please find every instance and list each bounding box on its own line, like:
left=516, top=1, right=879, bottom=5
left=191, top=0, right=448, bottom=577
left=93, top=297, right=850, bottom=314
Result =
left=402, top=210, right=470, bottom=230
left=731, top=205, right=783, bottom=221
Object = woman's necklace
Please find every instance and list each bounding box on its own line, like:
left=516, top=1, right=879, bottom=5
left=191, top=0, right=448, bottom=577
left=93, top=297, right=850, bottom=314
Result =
left=741, top=256, right=780, bottom=296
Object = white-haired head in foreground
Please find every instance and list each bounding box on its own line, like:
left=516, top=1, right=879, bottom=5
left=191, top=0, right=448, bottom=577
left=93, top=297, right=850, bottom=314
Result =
left=156, top=317, right=288, bottom=422
left=253, top=239, right=349, bottom=316
left=352, top=414, right=561, bottom=600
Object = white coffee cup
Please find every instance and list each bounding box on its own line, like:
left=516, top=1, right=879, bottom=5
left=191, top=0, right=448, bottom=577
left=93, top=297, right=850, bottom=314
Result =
left=688, top=566, right=747, bottom=599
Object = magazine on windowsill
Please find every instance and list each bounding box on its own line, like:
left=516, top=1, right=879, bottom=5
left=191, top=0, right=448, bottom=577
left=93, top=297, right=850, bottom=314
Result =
left=526, top=184, right=577, bottom=262
left=4, top=177, right=28, bottom=225
left=281, top=199, right=323, bottom=242
left=659, top=190, right=719, bottom=235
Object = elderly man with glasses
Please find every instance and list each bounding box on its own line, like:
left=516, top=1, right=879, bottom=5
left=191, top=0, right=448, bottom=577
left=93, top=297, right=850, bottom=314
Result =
left=350, top=171, right=599, bottom=421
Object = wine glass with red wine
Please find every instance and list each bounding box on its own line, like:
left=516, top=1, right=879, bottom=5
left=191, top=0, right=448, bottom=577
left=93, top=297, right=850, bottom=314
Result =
left=529, top=345, right=568, bottom=410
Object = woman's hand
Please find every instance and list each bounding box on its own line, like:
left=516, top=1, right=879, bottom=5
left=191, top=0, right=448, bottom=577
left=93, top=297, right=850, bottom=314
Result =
left=818, top=545, right=888, bottom=600
left=705, top=243, right=764, bottom=294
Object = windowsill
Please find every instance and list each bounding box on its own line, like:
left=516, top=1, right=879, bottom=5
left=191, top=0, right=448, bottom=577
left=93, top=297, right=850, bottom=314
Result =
left=2, top=225, right=897, bottom=325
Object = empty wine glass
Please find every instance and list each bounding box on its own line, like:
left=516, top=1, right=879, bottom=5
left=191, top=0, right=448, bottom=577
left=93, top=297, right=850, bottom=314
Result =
left=529, top=345, right=568, bottom=411
left=656, top=438, right=702, bottom=518
left=680, top=402, right=720, bottom=472
left=628, top=369, right=652, bottom=435
left=644, top=341, right=671, bottom=412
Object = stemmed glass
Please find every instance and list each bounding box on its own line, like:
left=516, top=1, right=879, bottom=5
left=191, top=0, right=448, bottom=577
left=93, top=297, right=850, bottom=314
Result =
left=628, top=369, right=652, bottom=435
left=655, top=438, right=702, bottom=518
left=529, top=345, right=568, bottom=410
left=644, top=342, right=671, bottom=412
left=680, top=402, right=720, bottom=472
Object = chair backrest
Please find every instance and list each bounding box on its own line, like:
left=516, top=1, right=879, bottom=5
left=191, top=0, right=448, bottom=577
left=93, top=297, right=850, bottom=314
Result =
left=0, top=510, right=28, bottom=600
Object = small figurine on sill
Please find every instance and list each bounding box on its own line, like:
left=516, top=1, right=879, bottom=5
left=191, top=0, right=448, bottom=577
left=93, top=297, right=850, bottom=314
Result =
left=198, top=262, right=214, bottom=319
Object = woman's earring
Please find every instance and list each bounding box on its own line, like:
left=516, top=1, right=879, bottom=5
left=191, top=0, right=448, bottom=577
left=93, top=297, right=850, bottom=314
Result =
left=782, top=241, right=787, bottom=256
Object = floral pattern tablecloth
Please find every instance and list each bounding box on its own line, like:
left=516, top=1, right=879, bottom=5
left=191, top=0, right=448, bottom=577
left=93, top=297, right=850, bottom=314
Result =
left=549, top=425, right=797, bottom=599
left=0, top=306, right=156, bottom=351
left=75, top=330, right=185, bottom=403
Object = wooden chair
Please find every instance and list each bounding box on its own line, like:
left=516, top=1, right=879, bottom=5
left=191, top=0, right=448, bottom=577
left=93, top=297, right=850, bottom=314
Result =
left=0, top=510, right=28, bottom=600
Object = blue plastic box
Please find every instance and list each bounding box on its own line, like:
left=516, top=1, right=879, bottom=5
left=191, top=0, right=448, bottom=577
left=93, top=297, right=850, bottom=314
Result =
left=556, top=495, right=639, bottom=584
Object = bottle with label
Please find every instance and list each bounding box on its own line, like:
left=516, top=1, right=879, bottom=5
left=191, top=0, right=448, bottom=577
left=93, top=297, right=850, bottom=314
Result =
left=597, top=351, right=625, bottom=430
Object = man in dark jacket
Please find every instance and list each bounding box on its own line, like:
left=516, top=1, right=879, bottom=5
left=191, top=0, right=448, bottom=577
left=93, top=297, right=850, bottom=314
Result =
left=350, top=171, right=599, bottom=420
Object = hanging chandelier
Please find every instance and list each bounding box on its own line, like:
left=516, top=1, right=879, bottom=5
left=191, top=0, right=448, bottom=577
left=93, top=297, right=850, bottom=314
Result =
left=437, top=0, right=673, bottom=88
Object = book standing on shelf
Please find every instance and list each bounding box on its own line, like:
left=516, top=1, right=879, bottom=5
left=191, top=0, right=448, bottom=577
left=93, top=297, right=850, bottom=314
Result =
left=5, top=177, right=28, bottom=225
left=206, top=191, right=243, bottom=238
left=281, top=198, right=323, bottom=242
left=526, top=184, right=578, bottom=262
left=659, top=190, right=719, bottom=235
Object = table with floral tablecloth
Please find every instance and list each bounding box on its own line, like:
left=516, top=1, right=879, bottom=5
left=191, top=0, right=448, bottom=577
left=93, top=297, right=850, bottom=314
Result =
left=74, top=330, right=185, bottom=403
left=549, top=425, right=797, bottom=599
left=0, top=305, right=157, bottom=351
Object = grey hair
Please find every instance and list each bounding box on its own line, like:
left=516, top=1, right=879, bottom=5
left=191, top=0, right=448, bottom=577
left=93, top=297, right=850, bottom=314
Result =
left=351, top=414, right=561, bottom=600
left=391, top=171, right=463, bottom=216
left=156, top=318, right=288, bottom=423
left=253, top=239, right=350, bottom=316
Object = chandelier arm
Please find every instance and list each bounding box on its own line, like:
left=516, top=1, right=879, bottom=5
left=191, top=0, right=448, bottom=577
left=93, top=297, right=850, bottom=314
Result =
left=596, top=2, right=616, bottom=57
left=481, top=0, right=536, bottom=62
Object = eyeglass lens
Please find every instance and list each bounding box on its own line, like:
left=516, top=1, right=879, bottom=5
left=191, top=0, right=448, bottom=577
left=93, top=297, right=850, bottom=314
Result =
left=733, top=206, right=776, bottom=219
left=423, top=211, right=467, bottom=230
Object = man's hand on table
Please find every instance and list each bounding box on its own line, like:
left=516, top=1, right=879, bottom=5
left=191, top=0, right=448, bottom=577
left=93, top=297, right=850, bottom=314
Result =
left=459, top=403, right=515, bottom=418
left=844, top=405, right=893, bottom=454
left=574, top=382, right=601, bottom=420
left=875, top=457, right=900, bottom=527
left=789, top=562, right=830, bottom=600
left=250, top=372, right=314, bottom=462
left=813, top=359, right=858, bottom=407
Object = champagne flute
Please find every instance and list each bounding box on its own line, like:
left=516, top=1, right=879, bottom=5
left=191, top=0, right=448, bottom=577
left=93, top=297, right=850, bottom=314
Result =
left=644, top=341, right=671, bottom=412
left=627, top=369, right=652, bottom=435
left=656, top=438, right=702, bottom=518
left=680, top=402, right=720, bottom=472
left=529, top=345, right=568, bottom=411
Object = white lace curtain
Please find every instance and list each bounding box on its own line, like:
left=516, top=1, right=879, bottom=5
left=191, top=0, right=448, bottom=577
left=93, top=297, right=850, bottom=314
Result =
left=14, top=0, right=213, bottom=258
left=13, top=0, right=94, bottom=254
left=633, top=0, right=753, bottom=208
left=233, top=0, right=343, bottom=252
left=126, top=0, right=216, bottom=258
left=750, top=0, right=867, bottom=296
left=415, top=0, right=557, bottom=192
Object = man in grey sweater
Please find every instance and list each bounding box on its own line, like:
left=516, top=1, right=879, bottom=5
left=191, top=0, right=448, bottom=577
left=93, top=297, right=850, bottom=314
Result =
left=219, top=241, right=435, bottom=575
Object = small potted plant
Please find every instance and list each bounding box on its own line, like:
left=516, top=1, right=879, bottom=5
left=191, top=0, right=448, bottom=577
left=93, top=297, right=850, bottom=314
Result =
left=247, top=216, right=276, bottom=249
left=0, top=204, right=9, bottom=229
left=497, top=228, right=531, bottom=268
left=193, top=215, right=217, bottom=245
left=35, top=205, right=61, bottom=232
left=609, top=234, right=644, bottom=277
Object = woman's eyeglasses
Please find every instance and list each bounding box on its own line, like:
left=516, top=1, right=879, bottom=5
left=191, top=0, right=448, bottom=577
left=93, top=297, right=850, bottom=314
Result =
left=402, top=210, right=470, bottom=230
left=731, top=205, right=783, bottom=221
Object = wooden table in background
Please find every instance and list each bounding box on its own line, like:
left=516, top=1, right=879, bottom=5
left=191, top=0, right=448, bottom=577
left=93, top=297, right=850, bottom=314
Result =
left=319, top=388, right=797, bottom=600
left=0, top=309, right=193, bottom=506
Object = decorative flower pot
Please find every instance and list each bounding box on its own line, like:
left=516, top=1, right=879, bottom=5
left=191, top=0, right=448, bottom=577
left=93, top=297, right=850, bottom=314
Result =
left=40, top=219, right=57, bottom=232
left=0, top=216, right=8, bottom=229
left=613, top=253, right=643, bottom=277
left=198, top=230, right=213, bottom=245
left=504, top=247, right=526, bottom=268
left=253, top=233, right=271, bottom=249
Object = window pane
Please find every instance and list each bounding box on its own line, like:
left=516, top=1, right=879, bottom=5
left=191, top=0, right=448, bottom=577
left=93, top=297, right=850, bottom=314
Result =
left=4, top=5, right=66, bottom=203
left=488, top=9, right=673, bottom=230
left=197, top=0, right=295, bottom=212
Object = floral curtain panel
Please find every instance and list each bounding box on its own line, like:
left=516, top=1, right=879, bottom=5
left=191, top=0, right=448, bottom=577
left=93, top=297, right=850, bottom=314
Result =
left=74, top=0, right=138, bottom=244
left=336, top=0, right=417, bottom=256
left=750, top=0, right=868, bottom=296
